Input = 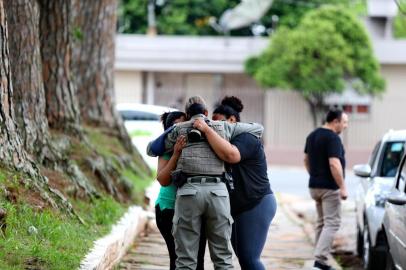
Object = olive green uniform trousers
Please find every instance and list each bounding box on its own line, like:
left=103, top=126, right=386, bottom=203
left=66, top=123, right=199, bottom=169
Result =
left=173, top=179, right=234, bottom=270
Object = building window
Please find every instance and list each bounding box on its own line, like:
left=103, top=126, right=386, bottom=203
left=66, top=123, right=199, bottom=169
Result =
left=357, top=105, right=369, bottom=114
left=339, top=104, right=370, bottom=120
left=324, top=88, right=372, bottom=120
left=343, top=105, right=353, bottom=114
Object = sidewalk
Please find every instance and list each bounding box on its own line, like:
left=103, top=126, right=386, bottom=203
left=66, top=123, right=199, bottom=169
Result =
left=279, top=193, right=362, bottom=270
left=118, top=193, right=330, bottom=270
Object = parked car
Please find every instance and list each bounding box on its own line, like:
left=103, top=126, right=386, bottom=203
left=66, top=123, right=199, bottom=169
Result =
left=116, top=103, right=178, bottom=169
left=354, top=130, right=406, bottom=270
left=383, top=149, right=406, bottom=270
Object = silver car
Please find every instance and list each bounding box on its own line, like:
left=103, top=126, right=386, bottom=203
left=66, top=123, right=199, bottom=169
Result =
left=354, top=130, right=406, bottom=270
left=383, top=149, right=406, bottom=270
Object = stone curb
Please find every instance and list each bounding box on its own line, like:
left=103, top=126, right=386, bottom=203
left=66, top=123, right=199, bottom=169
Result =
left=79, top=206, right=151, bottom=270
left=277, top=193, right=343, bottom=270
left=79, top=179, right=160, bottom=270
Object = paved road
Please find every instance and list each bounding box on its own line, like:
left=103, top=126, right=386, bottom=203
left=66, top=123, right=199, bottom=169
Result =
left=268, top=166, right=358, bottom=199
left=119, top=195, right=319, bottom=270
left=119, top=167, right=360, bottom=270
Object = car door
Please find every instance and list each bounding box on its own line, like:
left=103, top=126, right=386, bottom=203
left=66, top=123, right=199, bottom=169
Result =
left=386, top=155, right=406, bottom=269
left=356, top=141, right=381, bottom=228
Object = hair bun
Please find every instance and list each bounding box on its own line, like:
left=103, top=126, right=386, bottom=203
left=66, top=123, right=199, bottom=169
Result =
left=221, top=96, right=243, bottom=113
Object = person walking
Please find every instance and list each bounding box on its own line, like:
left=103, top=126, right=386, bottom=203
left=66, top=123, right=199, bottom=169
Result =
left=154, top=96, right=263, bottom=270
left=194, top=96, right=276, bottom=270
left=154, top=111, right=206, bottom=270
left=303, top=109, right=349, bottom=270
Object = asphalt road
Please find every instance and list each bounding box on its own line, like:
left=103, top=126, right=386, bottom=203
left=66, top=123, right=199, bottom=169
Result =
left=268, top=166, right=358, bottom=199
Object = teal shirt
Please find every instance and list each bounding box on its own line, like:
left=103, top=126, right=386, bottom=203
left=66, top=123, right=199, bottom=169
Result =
left=155, top=153, right=176, bottom=210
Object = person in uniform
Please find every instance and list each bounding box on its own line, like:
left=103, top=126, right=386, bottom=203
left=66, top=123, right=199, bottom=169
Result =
left=149, top=96, right=263, bottom=270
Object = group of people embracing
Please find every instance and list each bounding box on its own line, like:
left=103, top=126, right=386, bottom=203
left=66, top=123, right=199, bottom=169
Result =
left=147, top=95, right=277, bottom=270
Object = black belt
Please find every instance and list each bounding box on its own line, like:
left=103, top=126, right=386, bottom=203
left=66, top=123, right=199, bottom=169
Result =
left=186, top=175, right=224, bottom=184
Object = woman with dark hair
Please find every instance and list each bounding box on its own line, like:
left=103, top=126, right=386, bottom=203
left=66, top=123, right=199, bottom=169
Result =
left=154, top=111, right=206, bottom=270
left=212, top=97, right=243, bottom=123
left=193, top=96, right=277, bottom=270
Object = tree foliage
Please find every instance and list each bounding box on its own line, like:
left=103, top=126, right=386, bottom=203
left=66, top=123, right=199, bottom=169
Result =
left=118, top=0, right=239, bottom=35
left=246, top=6, right=385, bottom=126
left=118, top=0, right=359, bottom=35
left=394, top=2, right=406, bottom=38
left=260, top=0, right=358, bottom=30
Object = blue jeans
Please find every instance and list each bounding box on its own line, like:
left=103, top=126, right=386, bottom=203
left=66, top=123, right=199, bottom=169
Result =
left=231, top=193, right=277, bottom=270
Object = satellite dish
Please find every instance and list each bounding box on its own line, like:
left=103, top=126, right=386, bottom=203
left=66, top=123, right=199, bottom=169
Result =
left=219, top=0, right=274, bottom=32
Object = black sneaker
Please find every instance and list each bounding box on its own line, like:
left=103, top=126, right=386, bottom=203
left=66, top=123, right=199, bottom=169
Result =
left=312, top=260, right=336, bottom=270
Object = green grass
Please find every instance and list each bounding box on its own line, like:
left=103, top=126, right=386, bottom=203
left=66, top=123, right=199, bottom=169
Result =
left=0, top=127, right=153, bottom=269
left=0, top=170, right=6, bottom=182
left=129, top=130, right=153, bottom=137
left=0, top=196, right=125, bottom=270
left=84, top=126, right=154, bottom=201
left=74, top=128, right=154, bottom=202
left=0, top=164, right=150, bottom=269
left=122, top=168, right=153, bottom=204
left=86, top=127, right=126, bottom=158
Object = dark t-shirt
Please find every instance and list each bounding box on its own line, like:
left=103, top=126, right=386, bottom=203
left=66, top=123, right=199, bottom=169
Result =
left=229, top=133, right=272, bottom=217
left=304, top=128, right=345, bottom=190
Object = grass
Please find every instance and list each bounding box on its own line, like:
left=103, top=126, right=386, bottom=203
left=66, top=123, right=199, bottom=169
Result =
left=85, top=127, right=126, bottom=159
left=129, top=130, right=152, bottom=137
left=0, top=170, right=6, bottom=182
left=0, top=195, right=125, bottom=270
left=0, top=126, right=153, bottom=269
left=122, top=168, right=153, bottom=204
left=84, top=126, right=154, bottom=201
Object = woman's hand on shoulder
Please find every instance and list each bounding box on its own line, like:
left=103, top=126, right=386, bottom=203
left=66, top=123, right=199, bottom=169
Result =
left=193, top=118, right=210, bottom=133
left=174, top=135, right=186, bottom=155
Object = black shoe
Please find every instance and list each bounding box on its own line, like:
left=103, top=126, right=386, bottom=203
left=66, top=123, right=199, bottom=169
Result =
left=312, top=261, right=336, bottom=270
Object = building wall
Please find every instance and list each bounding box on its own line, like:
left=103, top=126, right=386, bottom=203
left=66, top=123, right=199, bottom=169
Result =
left=114, top=70, right=143, bottom=104
left=263, top=64, right=406, bottom=166
left=222, top=74, right=265, bottom=124
left=113, top=65, right=405, bottom=166
left=153, top=72, right=265, bottom=123
left=263, top=90, right=313, bottom=165
left=348, top=64, right=406, bottom=149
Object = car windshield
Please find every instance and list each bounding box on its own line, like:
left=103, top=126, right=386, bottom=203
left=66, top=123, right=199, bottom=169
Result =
left=119, top=110, right=160, bottom=121
left=379, top=141, right=405, bottom=177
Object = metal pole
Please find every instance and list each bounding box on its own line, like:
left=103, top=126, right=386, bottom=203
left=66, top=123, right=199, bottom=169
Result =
left=146, top=0, right=156, bottom=104
left=147, top=0, right=157, bottom=36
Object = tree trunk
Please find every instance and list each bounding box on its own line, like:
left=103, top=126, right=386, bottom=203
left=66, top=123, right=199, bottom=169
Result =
left=305, top=95, right=327, bottom=128
left=39, top=0, right=80, bottom=131
left=72, top=0, right=116, bottom=126
left=5, top=0, right=50, bottom=161
left=0, top=0, right=27, bottom=169
left=72, top=0, right=133, bottom=151
left=1, top=1, right=76, bottom=213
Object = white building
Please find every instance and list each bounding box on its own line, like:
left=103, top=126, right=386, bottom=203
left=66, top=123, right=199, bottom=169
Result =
left=114, top=1, right=406, bottom=166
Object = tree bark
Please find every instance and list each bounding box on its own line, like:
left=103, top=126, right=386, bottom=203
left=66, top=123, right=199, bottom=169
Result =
left=5, top=0, right=50, bottom=160
left=72, top=0, right=133, bottom=151
left=0, top=1, right=72, bottom=213
left=305, top=95, right=327, bottom=128
left=39, top=0, right=80, bottom=131
left=72, top=0, right=116, bottom=126
left=0, top=0, right=27, bottom=169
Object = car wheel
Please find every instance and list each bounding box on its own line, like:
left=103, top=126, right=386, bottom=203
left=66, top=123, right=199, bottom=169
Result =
left=357, top=224, right=364, bottom=257
left=363, top=224, right=386, bottom=270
